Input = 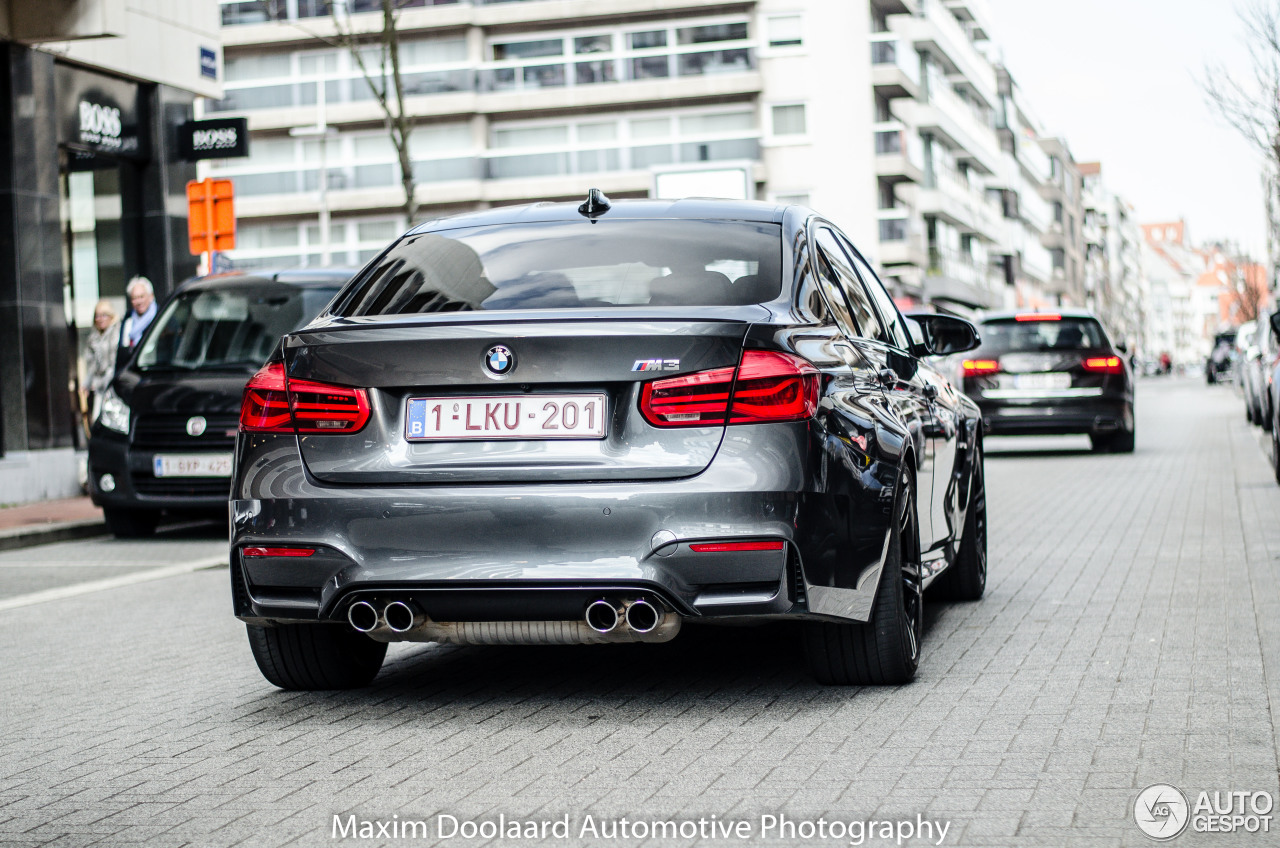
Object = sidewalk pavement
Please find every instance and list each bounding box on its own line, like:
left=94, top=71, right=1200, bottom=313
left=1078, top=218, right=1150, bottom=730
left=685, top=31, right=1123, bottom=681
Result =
left=0, top=496, right=105, bottom=552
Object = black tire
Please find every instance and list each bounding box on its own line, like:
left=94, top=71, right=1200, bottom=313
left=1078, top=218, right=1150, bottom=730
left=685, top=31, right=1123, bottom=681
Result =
left=803, top=471, right=922, bottom=686
left=1109, top=426, right=1136, bottom=453
left=102, top=507, right=159, bottom=538
left=246, top=623, right=387, bottom=690
left=932, top=444, right=986, bottom=601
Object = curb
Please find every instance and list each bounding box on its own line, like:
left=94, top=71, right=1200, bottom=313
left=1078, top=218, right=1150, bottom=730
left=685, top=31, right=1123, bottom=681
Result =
left=0, top=520, right=108, bottom=553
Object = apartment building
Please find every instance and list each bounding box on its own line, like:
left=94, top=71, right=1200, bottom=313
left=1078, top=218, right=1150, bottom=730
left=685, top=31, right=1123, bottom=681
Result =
left=208, top=0, right=1129, bottom=324
left=1142, top=220, right=1204, bottom=365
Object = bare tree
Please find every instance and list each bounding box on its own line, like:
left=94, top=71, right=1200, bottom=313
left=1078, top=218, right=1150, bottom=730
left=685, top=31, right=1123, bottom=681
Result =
left=253, top=0, right=421, bottom=223
left=1201, top=1, right=1280, bottom=286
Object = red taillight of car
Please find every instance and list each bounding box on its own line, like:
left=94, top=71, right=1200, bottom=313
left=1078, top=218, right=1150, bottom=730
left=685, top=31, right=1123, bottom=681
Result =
left=1082, top=356, right=1123, bottom=374
left=239, top=362, right=371, bottom=434
left=1015, top=312, right=1061, bottom=322
left=639, top=350, right=819, bottom=427
left=288, top=377, right=371, bottom=433
left=962, top=359, right=1001, bottom=377
left=242, top=546, right=316, bottom=558
left=240, top=363, right=292, bottom=432
left=689, top=541, right=786, bottom=553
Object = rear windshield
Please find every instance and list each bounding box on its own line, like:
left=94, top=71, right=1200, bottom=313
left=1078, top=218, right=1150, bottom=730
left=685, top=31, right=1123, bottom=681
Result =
left=334, top=219, right=783, bottom=316
left=135, top=285, right=340, bottom=371
left=980, top=317, right=1108, bottom=352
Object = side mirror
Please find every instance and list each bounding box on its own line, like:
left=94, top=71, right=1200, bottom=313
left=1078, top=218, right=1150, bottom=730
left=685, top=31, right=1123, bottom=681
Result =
left=904, top=312, right=981, bottom=356
left=1269, top=311, right=1280, bottom=340
left=1116, top=342, right=1129, bottom=354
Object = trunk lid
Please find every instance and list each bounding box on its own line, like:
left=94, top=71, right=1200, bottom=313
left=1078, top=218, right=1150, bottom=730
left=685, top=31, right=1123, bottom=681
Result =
left=285, top=310, right=758, bottom=484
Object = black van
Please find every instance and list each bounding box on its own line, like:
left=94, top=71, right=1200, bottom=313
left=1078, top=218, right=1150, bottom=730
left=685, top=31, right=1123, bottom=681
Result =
left=88, top=269, right=353, bottom=537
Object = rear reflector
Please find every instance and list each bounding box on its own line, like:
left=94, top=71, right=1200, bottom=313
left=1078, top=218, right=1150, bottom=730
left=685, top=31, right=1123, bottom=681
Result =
left=1082, top=356, right=1123, bottom=373
left=243, top=546, right=315, bottom=558
left=640, top=350, right=819, bottom=427
left=690, top=541, right=786, bottom=553
left=1015, top=313, right=1061, bottom=322
left=962, top=359, right=1001, bottom=376
left=239, top=362, right=370, bottom=434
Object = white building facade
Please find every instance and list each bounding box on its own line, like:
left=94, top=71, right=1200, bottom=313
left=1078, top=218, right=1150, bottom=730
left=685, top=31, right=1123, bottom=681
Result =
left=207, top=0, right=1136, bottom=325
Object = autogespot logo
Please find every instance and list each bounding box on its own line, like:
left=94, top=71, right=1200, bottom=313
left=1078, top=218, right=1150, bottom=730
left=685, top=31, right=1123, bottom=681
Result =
left=1135, top=784, right=1190, bottom=840
left=484, top=345, right=515, bottom=376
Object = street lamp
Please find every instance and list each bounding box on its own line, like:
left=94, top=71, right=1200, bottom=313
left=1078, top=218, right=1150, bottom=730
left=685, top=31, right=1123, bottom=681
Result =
left=289, top=69, right=338, bottom=266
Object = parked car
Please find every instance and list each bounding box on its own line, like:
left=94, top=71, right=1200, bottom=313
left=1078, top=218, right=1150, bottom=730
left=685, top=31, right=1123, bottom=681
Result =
left=960, top=309, right=1136, bottom=452
left=1241, top=315, right=1275, bottom=428
left=1267, top=312, right=1280, bottom=482
left=88, top=269, right=353, bottom=538
left=230, top=194, right=989, bottom=690
left=1206, top=330, right=1237, bottom=384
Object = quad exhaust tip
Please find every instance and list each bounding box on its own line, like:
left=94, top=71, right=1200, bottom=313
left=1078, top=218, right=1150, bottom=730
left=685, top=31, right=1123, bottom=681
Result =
left=625, top=599, right=660, bottom=633
left=584, top=600, right=620, bottom=633
left=383, top=601, right=421, bottom=633
left=347, top=600, right=380, bottom=633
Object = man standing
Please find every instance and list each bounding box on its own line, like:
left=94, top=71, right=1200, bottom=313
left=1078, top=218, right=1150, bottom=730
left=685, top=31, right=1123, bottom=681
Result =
left=117, top=276, right=157, bottom=368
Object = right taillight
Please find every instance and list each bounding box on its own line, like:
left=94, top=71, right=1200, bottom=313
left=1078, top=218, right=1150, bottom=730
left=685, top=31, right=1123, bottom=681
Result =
left=1082, top=356, right=1123, bottom=374
left=962, top=359, right=1001, bottom=377
left=640, top=350, right=819, bottom=427
left=239, top=362, right=371, bottom=434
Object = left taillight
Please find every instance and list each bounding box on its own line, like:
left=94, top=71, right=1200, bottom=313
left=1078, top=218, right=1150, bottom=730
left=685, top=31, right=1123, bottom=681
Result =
left=239, top=362, right=371, bottom=434
left=240, top=363, right=291, bottom=432
left=640, top=350, right=819, bottom=427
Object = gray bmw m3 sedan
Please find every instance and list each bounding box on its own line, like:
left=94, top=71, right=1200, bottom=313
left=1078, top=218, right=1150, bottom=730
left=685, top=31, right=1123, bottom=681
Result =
left=231, top=193, right=989, bottom=690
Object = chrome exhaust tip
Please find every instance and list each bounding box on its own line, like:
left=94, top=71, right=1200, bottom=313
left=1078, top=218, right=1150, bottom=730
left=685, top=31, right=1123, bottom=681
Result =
left=624, top=598, right=661, bottom=634
left=347, top=600, right=380, bottom=633
left=584, top=600, right=620, bottom=633
left=383, top=600, right=421, bottom=633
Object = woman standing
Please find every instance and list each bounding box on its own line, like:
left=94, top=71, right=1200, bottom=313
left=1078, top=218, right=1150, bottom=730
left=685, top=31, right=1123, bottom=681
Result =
left=82, top=299, right=119, bottom=423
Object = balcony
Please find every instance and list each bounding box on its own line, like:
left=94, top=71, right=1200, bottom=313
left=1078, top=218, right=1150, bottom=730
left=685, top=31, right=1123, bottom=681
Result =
left=478, top=45, right=756, bottom=95
left=893, top=0, right=998, bottom=108
left=871, top=0, right=920, bottom=15
left=874, top=122, right=925, bottom=183
left=870, top=34, right=920, bottom=100
left=878, top=209, right=928, bottom=268
left=923, top=248, right=996, bottom=309
left=1020, top=239, right=1053, bottom=284
left=895, top=83, right=1001, bottom=175
left=915, top=182, right=1003, bottom=242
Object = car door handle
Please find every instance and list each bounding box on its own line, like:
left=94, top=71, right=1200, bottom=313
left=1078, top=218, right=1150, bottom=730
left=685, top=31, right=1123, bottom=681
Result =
left=877, top=368, right=897, bottom=388
left=923, top=383, right=939, bottom=401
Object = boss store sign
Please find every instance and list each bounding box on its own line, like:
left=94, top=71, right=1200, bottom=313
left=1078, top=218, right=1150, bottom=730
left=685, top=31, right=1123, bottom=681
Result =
left=55, top=65, right=144, bottom=159
left=178, top=118, right=250, bottom=161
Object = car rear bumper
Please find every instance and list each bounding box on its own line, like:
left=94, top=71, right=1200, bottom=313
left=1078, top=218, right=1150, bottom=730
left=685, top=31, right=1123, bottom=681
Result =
left=229, top=425, right=888, bottom=630
left=974, top=392, right=1130, bottom=436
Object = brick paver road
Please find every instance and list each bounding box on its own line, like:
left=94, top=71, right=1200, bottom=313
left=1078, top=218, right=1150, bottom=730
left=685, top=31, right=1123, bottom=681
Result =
left=0, top=377, right=1277, bottom=847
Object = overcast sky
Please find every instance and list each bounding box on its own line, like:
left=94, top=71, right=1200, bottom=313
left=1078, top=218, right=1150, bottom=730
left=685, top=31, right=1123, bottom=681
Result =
left=985, top=0, right=1268, bottom=256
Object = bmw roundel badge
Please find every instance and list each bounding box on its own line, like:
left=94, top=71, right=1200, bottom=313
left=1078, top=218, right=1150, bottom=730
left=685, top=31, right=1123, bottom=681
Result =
left=484, top=345, right=515, bottom=376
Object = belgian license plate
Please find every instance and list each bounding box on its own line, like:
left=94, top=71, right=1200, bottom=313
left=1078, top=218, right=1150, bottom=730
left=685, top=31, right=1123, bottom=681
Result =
left=405, top=395, right=607, bottom=441
left=1012, top=372, right=1070, bottom=390
left=153, top=453, right=233, bottom=477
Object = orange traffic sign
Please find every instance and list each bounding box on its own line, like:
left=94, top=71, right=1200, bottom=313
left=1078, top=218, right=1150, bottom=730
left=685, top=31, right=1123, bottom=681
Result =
left=187, top=177, right=236, bottom=255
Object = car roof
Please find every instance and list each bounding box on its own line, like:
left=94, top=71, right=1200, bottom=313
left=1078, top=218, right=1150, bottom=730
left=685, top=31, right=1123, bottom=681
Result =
left=176, top=268, right=357, bottom=293
left=980, top=308, right=1101, bottom=322
left=409, top=197, right=790, bottom=234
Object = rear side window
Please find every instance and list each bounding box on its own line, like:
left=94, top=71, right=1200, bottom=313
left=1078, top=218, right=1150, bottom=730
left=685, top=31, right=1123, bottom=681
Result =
left=981, top=317, right=1108, bottom=352
left=335, top=220, right=783, bottom=315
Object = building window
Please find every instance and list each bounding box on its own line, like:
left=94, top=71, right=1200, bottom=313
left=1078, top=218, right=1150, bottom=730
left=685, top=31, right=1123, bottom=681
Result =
left=774, top=193, right=810, bottom=206
left=766, top=15, right=803, bottom=48
left=771, top=104, right=807, bottom=137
